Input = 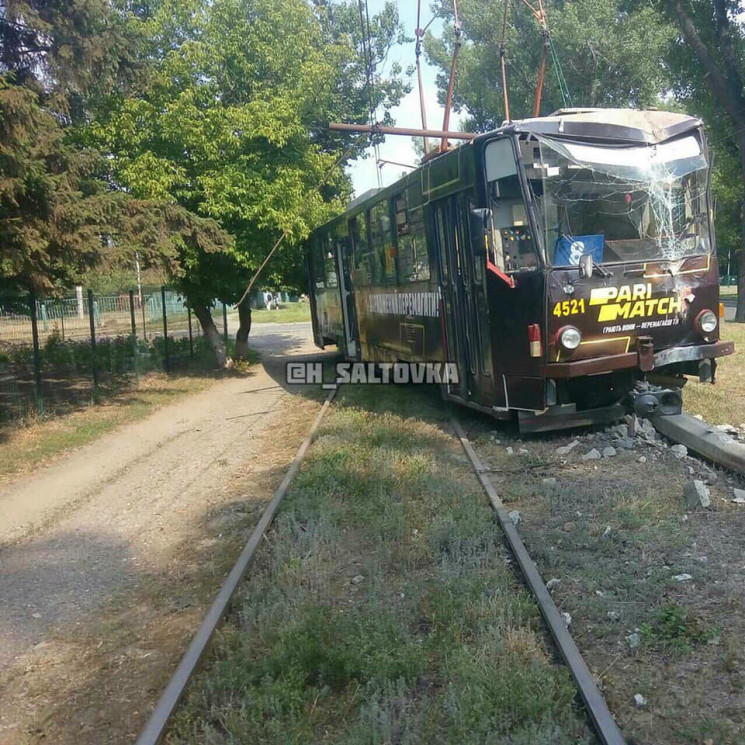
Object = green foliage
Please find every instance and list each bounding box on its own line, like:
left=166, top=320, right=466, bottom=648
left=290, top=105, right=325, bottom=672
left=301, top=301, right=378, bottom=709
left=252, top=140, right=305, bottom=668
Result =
left=94, top=0, right=409, bottom=304
left=426, top=0, right=673, bottom=129
left=640, top=602, right=717, bottom=652
left=662, top=0, right=745, bottom=284
left=0, top=0, right=233, bottom=296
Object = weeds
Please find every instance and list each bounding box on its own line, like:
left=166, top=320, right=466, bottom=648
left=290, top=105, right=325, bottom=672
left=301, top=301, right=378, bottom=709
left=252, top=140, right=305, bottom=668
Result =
left=167, top=385, right=593, bottom=744
left=640, top=603, right=716, bottom=652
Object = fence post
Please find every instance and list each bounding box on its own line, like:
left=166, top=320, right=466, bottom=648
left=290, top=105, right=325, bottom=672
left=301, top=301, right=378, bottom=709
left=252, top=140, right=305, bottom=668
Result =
left=60, top=303, right=66, bottom=342
left=87, top=289, right=99, bottom=400
left=161, top=286, right=170, bottom=373
left=129, top=289, right=139, bottom=382
left=222, top=302, right=228, bottom=344
left=141, top=291, right=147, bottom=341
left=29, top=291, right=44, bottom=416
left=187, top=306, right=194, bottom=359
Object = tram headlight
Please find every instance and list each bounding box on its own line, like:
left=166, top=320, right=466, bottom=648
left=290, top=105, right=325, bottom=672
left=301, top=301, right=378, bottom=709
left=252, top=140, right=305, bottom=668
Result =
left=557, top=326, right=582, bottom=351
left=696, top=309, right=718, bottom=336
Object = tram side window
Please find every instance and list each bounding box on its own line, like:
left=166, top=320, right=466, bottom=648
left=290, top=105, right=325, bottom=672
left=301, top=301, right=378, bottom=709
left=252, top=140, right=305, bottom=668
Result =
left=435, top=207, right=449, bottom=281
left=395, top=195, right=431, bottom=283
left=313, top=238, right=325, bottom=290
left=324, top=236, right=338, bottom=288
left=484, top=138, right=539, bottom=273
left=370, top=201, right=397, bottom=284
left=350, top=215, right=373, bottom=286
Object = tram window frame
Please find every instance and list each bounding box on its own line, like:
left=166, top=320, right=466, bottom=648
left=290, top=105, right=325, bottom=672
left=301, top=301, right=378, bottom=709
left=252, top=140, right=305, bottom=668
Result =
left=484, top=137, right=540, bottom=274
left=350, top=213, right=373, bottom=286
left=312, top=236, right=326, bottom=290
left=324, top=234, right=338, bottom=288
left=369, top=200, right=397, bottom=285
left=396, top=193, right=431, bottom=284
left=435, top=206, right=450, bottom=283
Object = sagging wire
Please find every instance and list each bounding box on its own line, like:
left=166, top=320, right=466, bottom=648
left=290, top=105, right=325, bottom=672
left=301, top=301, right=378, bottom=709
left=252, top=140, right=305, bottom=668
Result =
left=235, top=132, right=370, bottom=308
left=441, top=0, right=463, bottom=150
left=499, top=0, right=511, bottom=122
left=549, top=37, right=572, bottom=108
left=415, top=0, right=430, bottom=153
left=357, top=0, right=383, bottom=187
left=502, top=0, right=573, bottom=117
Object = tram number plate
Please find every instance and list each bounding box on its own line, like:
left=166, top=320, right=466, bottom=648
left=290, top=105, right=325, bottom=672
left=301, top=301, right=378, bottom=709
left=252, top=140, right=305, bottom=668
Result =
left=552, top=299, right=586, bottom=317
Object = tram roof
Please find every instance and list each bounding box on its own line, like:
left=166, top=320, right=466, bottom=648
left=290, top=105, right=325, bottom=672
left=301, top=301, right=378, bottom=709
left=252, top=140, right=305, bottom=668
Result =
left=480, top=107, right=703, bottom=146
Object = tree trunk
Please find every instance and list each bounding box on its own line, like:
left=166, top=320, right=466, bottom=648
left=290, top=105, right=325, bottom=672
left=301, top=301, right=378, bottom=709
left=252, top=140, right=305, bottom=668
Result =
left=666, top=0, right=745, bottom=321
left=193, top=304, right=230, bottom=368
left=235, top=297, right=252, bottom=359
left=737, top=195, right=745, bottom=322
left=734, top=129, right=745, bottom=322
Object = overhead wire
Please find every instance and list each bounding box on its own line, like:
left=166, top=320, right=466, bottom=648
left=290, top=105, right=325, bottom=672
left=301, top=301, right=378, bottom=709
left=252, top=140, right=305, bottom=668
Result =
left=235, top=131, right=370, bottom=307
left=415, top=0, right=430, bottom=153
left=357, top=0, right=382, bottom=187
left=441, top=0, right=463, bottom=150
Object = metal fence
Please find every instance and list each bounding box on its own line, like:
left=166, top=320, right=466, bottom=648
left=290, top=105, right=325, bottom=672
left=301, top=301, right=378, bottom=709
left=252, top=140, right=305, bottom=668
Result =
left=0, top=288, right=234, bottom=421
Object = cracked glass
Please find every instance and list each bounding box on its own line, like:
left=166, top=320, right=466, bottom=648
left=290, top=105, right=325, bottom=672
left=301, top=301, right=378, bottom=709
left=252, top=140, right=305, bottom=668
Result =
left=525, top=134, right=711, bottom=266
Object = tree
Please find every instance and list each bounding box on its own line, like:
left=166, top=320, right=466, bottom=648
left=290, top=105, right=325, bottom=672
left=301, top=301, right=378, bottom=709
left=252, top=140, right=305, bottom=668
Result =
left=661, top=0, right=745, bottom=320
left=95, top=0, right=409, bottom=364
left=425, top=0, right=673, bottom=131
left=0, top=0, right=231, bottom=297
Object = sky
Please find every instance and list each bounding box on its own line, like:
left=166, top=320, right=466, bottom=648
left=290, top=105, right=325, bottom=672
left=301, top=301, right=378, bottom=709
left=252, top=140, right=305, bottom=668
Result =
left=347, top=0, right=466, bottom=196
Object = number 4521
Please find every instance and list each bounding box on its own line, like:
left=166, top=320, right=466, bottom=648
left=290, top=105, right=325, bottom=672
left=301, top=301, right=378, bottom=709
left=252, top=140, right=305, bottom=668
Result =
left=552, top=298, right=586, bottom=317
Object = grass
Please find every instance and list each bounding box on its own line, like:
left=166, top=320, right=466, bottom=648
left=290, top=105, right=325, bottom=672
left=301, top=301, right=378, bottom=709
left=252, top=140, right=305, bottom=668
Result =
left=250, top=302, right=310, bottom=324
left=683, top=319, right=745, bottom=425
left=469, top=408, right=745, bottom=744
left=640, top=603, right=717, bottom=652
left=167, top=383, right=594, bottom=744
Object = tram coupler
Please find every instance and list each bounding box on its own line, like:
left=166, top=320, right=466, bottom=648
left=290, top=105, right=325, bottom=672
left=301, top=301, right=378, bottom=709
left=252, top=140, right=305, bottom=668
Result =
left=636, top=335, right=655, bottom=372
left=631, top=384, right=683, bottom=419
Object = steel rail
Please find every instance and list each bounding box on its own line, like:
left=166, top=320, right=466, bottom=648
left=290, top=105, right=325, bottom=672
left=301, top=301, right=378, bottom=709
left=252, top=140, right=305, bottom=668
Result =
left=451, top=416, right=626, bottom=745
left=135, top=387, right=337, bottom=745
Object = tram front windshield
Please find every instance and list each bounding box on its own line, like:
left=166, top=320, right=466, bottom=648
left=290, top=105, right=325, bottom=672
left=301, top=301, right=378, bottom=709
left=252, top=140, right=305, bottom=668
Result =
left=526, top=134, right=711, bottom=266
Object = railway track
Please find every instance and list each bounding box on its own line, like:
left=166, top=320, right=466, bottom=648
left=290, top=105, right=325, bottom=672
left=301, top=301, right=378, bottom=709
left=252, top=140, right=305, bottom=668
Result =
left=135, top=386, right=744, bottom=745
left=135, top=388, right=337, bottom=745
left=451, top=416, right=626, bottom=745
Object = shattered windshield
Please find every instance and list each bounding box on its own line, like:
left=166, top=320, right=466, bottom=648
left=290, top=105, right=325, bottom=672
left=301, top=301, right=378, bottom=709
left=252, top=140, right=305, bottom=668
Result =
left=525, top=134, right=711, bottom=265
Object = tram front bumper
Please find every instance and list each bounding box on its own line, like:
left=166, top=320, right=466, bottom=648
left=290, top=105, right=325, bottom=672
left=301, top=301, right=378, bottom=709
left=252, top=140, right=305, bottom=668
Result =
left=545, top=339, right=734, bottom=379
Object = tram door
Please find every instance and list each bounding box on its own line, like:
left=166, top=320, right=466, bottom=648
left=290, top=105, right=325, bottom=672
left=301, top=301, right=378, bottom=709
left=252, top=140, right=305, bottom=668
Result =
left=434, top=195, right=495, bottom=401
left=334, top=224, right=358, bottom=359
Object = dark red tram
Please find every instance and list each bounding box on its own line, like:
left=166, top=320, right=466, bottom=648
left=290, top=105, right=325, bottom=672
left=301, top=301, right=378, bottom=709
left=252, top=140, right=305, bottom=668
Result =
left=306, top=109, right=734, bottom=431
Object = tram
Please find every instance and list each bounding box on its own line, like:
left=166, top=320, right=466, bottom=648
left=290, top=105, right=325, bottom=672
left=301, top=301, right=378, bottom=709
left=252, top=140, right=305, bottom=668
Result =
left=306, top=109, right=734, bottom=432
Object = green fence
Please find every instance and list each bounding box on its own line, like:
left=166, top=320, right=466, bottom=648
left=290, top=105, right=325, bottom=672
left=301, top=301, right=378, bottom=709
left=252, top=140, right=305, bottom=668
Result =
left=0, top=288, right=233, bottom=421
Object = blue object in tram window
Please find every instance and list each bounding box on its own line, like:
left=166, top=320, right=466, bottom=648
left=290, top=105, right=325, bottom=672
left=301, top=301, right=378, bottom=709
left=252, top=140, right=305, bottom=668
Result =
left=554, top=234, right=605, bottom=266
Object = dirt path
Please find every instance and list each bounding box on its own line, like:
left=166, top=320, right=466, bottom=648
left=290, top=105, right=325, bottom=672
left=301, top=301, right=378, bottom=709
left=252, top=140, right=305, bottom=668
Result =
left=0, top=322, right=330, bottom=744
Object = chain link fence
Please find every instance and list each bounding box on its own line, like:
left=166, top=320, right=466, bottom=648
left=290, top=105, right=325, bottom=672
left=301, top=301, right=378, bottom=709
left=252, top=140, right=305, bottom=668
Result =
left=0, top=287, right=234, bottom=421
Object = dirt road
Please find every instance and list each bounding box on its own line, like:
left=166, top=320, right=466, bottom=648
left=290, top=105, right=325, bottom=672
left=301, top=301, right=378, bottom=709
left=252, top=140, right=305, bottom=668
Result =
left=0, top=322, right=330, bottom=744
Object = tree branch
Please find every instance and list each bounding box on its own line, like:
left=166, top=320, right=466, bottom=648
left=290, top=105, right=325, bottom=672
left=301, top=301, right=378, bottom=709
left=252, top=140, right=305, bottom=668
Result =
left=712, top=0, right=745, bottom=103
left=666, top=0, right=745, bottom=125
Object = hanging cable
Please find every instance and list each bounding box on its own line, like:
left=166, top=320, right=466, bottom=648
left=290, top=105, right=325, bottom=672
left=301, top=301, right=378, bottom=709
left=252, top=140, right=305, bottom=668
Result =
left=415, top=0, right=430, bottom=153
left=549, top=37, right=573, bottom=108
left=532, top=0, right=549, bottom=116
left=363, top=0, right=384, bottom=186
left=441, top=0, right=463, bottom=150
left=499, top=0, right=511, bottom=122
left=357, top=0, right=382, bottom=187
left=511, top=0, right=572, bottom=115
left=235, top=132, right=370, bottom=308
